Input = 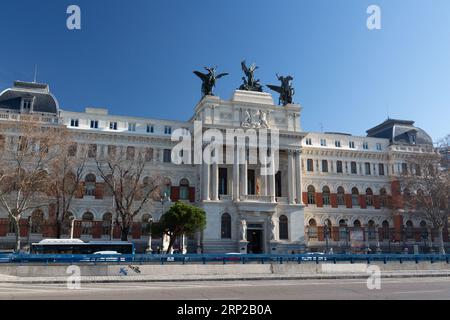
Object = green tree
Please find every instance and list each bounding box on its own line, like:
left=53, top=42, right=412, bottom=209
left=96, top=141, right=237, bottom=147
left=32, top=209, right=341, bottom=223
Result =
left=157, top=202, right=206, bottom=254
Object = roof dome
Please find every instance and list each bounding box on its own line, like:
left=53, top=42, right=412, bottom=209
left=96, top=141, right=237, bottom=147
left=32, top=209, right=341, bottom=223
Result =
left=0, top=81, right=59, bottom=114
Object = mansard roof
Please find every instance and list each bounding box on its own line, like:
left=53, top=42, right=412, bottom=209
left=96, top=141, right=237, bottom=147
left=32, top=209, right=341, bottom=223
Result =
left=0, top=81, right=59, bottom=114
left=366, top=118, right=433, bottom=146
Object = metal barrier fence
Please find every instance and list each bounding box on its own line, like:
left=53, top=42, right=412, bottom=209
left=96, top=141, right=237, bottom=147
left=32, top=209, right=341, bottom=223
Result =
left=1, top=253, right=450, bottom=265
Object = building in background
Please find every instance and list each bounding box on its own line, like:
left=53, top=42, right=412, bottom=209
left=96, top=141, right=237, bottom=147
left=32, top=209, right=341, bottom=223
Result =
left=0, top=80, right=445, bottom=253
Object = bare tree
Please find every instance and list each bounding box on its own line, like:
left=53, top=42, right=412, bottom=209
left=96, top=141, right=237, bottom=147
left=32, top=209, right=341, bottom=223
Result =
left=96, top=146, right=160, bottom=241
left=400, top=153, right=450, bottom=254
left=0, top=119, right=65, bottom=252
left=47, top=136, right=87, bottom=238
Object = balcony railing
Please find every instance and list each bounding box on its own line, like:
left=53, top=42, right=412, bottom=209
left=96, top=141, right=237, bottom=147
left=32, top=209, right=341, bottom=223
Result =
left=0, top=111, right=59, bottom=124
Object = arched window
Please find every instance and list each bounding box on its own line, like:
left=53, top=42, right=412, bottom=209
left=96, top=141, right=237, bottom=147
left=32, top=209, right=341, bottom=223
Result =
left=367, top=220, right=376, bottom=240
left=380, top=188, right=387, bottom=207
left=420, top=221, right=428, bottom=240
left=161, top=177, right=172, bottom=198
left=351, top=187, right=359, bottom=206
left=337, top=186, right=345, bottom=206
left=353, top=220, right=361, bottom=228
left=31, top=210, right=44, bottom=234
left=180, top=179, right=190, bottom=200
left=405, top=220, right=414, bottom=240
left=81, top=212, right=94, bottom=235
left=322, top=186, right=330, bottom=206
left=339, top=219, right=348, bottom=241
left=382, top=220, right=390, bottom=240
left=85, top=174, right=96, bottom=196
left=366, top=188, right=373, bottom=207
left=308, top=219, right=318, bottom=240
left=221, top=213, right=231, bottom=239
left=307, top=185, right=316, bottom=205
left=102, top=213, right=112, bottom=236
left=141, top=214, right=152, bottom=236
left=279, top=215, right=288, bottom=240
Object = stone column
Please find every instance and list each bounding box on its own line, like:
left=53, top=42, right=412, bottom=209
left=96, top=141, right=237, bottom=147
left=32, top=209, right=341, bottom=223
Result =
left=269, top=156, right=276, bottom=203
left=241, top=160, right=248, bottom=199
left=288, top=150, right=295, bottom=204
left=233, top=146, right=240, bottom=201
left=211, top=162, right=219, bottom=201
left=295, top=150, right=303, bottom=204
left=203, top=162, right=210, bottom=201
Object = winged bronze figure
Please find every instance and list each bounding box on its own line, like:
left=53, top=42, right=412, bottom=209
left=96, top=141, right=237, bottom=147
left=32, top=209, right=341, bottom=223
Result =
left=267, top=74, right=295, bottom=106
left=193, top=66, right=229, bottom=97
left=239, top=60, right=263, bottom=92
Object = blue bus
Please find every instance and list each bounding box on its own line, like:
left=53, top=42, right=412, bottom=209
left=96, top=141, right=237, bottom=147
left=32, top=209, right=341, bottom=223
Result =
left=30, top=239, right=135, bottom=255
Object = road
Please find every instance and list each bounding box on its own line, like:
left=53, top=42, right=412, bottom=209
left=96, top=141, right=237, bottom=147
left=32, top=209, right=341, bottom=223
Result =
left=0, top=277, right=449, bottom=300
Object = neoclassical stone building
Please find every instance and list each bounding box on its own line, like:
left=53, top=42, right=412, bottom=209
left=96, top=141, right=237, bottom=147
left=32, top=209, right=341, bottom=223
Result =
left=0, top=80, right=445, bottom=253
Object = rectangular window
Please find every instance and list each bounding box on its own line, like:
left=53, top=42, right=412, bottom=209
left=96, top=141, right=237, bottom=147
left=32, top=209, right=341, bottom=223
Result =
left=363, top=142, right=369, bottom=150
left=307, top=159, right=314, bottom=172
left=145, top=148, right=153, bottom=162
left=126, top=146, right=135, bottom=160
left=351, top=161, right=357, bottom=174
left=110, top=122, right=118, bottom=130
left=376, top=143, right=382, bottom=151
left=147, top=124, right=154, bottom=133
left=90, top=120, right=99, bottom=129
left=322, top=160, right=328, bottom=173
left=70, top=119, right=79, bottom=127
left=320, top=139, right=327, bottom=147
left=378, top=163, right=385, bottom=176
left=337, top=161, right=343, bottom=173
left=402, top=163, right=408, bottom=174
left=164, top=126, right=172, bottom=135
left=163, top=149, right=172, bottom=163
left=128, top=123, right=136, bottom=132
left=68, top=143, right=77, bottom=157
left=305, top=138, right=312, bottom=146
left=349, top=141, right=355, bottom=149
left=365, top=162, right=371, bottom=175
left=88, top=144, right=97, bottom=158
left=335, top=140, right=341, bottom=148
left=107, top=145, right=116, bottom=158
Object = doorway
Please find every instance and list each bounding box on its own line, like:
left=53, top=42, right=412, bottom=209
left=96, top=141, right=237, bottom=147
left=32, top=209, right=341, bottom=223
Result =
left=247, top=229, right=263, bottom=254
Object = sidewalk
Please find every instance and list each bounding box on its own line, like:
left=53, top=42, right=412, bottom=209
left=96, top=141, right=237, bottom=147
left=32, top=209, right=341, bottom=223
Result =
left=2, top=270, right=450, bottom=284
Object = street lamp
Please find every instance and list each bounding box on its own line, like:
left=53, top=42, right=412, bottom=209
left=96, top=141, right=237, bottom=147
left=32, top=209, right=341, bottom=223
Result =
left=160, top=192, right=171, bottom=253
left=324, top=224, right=330, bottom=253
left=69, top=216, right=76, bottom=239
left=145, top=216, right=154, bottom=254
left=26, top=216, right=32, bottom=252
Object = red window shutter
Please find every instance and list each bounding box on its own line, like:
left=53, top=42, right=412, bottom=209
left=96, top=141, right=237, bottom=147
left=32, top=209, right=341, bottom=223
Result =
left=359, top=195, right=367, bottom=209
left=76, top=182, right=84, bottom=199
left=19, top=219, right=28, bottom=237
left=0, top=219, right=7, bottom=237
left=113, top=224, right=121, bottom=239
left=330, top=193, right=338, bottom=208
left=95, top=183, right=104, bottom=200
left=332, top=226, right=339, bottom=241
left=132, top=222, right=141, bottom=239
left=316, top=193, right=323, bottom=207
left=318, top=226, right=324, bottom=241
left=73, top=221, right=82, bottom=238
left=345, top=194, right=352, bottom=208
left=373, top=195, right=381, bottom=209
left=189, top=187, right=196, bottom=203
left=171, top=186, right=180, bottom=202
left=92, top=221, right=102, bottom=239
left=302, top=192, right=308, bottom=206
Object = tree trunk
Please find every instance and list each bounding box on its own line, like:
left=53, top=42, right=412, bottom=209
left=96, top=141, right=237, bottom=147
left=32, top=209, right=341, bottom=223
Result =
left=121, top=226, right=129, bottom=241
left=437, top=227, right=446, bottom=255
left=166, top=235, right=176, bottom=254
left=14, top=218, right=21, bottom=253
left=56, top=219, right=62, bottom=239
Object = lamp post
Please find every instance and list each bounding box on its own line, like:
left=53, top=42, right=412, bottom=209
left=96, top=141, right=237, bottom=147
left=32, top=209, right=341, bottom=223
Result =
left=145, top=216, right=153, bottom=254
left=324, top=224, right=330, bottom=253
left=26, top=216, right=32, bottom=252
left=69, top=216, right=75, bottom=239
left=160, top=192, right=170, bottom=254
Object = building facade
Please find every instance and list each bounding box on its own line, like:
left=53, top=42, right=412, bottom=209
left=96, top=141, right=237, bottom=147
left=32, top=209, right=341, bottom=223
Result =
left=0, top=80, right=446, bottom=253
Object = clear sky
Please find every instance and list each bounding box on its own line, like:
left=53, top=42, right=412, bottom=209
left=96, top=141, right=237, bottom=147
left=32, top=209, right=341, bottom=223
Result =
left=0, top=0, right=449, bottom=141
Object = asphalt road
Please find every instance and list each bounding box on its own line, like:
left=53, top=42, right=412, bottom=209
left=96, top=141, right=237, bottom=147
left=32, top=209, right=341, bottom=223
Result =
left=0, top=277, right=449, bottom=300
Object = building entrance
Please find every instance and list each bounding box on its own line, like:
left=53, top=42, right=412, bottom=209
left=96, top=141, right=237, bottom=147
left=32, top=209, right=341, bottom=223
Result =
left=247, top=229, right=263, bottom=254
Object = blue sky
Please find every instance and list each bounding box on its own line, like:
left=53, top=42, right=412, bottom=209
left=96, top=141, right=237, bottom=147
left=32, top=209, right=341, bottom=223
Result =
left=0, top=0, right=449, bottom=141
